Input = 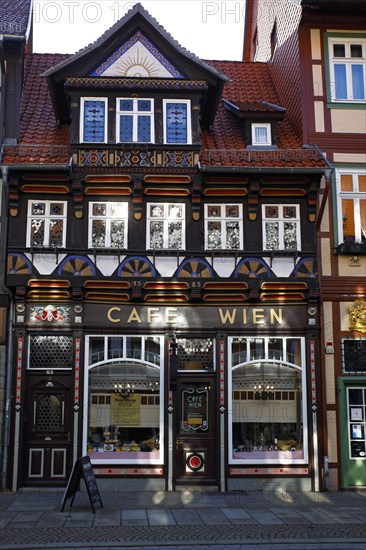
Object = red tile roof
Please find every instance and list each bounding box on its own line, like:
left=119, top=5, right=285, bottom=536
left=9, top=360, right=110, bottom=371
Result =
left=0, top=0, right=32, bottom=36
left=2, top=55, right=328, bottom=171
left=2, top=54, right=71, bottom=165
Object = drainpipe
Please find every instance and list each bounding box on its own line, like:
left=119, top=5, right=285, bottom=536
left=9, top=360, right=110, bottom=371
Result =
left=0, top=165, right=14, bottom=489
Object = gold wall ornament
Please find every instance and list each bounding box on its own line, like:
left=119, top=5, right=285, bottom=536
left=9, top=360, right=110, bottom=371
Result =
left=349, top=300, right=366, bottom=333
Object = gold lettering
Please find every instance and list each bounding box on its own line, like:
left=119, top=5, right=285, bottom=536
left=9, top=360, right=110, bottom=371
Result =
left=165, top=307, right=178, bottom=324
left=107, top=307, right=121, bottom=323
left=271, top=308, right=283, bottom=325
left=253, top=309, right=265, bottom=324
left=242, top=309, right=247, bottom=324
left=147, top=307, right=160, bottom=323
left=127, top=307, right=142, bottom=323
left=219, top=309, right=237, bottom=324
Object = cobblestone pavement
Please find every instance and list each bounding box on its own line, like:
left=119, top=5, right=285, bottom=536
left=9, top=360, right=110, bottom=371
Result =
left=0, top=489, right=365, bottom=549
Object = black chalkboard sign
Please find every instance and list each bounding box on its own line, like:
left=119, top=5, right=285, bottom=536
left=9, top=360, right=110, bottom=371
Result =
left=61, top=456, right=103, bottom=513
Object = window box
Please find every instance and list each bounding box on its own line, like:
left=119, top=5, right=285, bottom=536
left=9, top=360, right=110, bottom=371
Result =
left=336, top=241, right=366, bottom=255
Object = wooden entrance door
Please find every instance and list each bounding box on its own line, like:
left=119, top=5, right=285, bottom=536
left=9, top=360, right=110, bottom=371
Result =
left=174, top=376, right=217, bottom=486
left=22, top=376, right=73, bottom=485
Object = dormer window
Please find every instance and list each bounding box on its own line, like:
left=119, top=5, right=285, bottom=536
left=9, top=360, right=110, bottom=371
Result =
left=80, top=98, right=107, bottom=143
left=117, top=98, right=154, bottom=143
left=252, top=123, right=271, bottom=146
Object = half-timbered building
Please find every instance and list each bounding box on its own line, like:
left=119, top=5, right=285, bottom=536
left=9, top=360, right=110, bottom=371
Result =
left=1, top=3, right=330, bottom=491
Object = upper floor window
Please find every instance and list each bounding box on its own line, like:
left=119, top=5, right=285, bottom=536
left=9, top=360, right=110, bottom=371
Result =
left=328, top=37, right=366, bottom=102
left=205, top=204, right=243, bottom=250
left=336, top=170, right=366, bottom=245
left=89, top=202, right=128, bottom=248
left=117, top=98, right=154, bottom=143
left=163, top=100, right=192, bottom=144
left=147, top=203, right=185, bottom=250
left=80, top=98, right=107, bottom=143
left=27, top=200, right=67, bottom=248
left=252, top=123, right=271, bottom=146
left=262, top=204, right=300, bottom=251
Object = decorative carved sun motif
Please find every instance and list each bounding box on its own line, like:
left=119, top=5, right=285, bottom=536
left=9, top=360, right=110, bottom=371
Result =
left=115, top=47, right=160, bottom=77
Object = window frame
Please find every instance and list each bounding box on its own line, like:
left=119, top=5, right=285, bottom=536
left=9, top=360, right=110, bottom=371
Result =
left=146, top=202, right=186, bottom=250
left=326, top=34, right=366, bottom=104
left=84, top=334, right=165, bottom=465
left=88, top=201, right=128, bottom=249
left=80, top=97, right=108, bottom=143
left=204, top=203, right=243, bottom=250
left=228, top=336, right=308, bottom=465
left=251, top=123, right=272, bottom=146
left=262, top=204, right=301, bottom=251
left=116, top=97, right=155, bottom=143
left=335, top=169, right=366, bottom=245
left=163, top=99, right=192, bottom=145
left=26, top=200, right=67, bottom=248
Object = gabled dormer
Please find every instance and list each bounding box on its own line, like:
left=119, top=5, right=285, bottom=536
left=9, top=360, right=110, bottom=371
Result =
left=222, top=99, right=286, bottom=149
left=42, top=3, right=227, bottom=169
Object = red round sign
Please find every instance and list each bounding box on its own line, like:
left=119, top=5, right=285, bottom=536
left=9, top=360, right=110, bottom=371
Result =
left=186, top=453, right=204, bottom=471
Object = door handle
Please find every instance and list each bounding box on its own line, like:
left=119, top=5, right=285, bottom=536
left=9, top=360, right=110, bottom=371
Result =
left=66, top=431, right=71, bottom=444
left=176, top=439, right=183, bottom=449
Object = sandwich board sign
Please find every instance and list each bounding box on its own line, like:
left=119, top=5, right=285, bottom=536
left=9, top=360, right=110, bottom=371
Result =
left=61, top=456, right=103, bottom=513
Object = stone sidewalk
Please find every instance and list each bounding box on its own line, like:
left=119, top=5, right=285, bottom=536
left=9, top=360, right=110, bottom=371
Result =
left=0, top=488, right=365, bottom=548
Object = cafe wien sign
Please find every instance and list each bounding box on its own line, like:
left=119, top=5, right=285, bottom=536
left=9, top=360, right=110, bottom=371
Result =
left=84, top=305, right=307, bottom=330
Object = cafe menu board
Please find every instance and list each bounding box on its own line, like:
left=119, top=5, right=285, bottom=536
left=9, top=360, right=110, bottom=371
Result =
left=181, top=386, right=209, bottom=433
left=61, top=456, right=103, bottom=513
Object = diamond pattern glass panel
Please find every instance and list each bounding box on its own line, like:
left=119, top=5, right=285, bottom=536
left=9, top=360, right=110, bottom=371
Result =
left=166, top=102, right=188, bottom=143
left=83, top=100, right=105, bottom=142
left=120, top=115, right=133, bottom=142
left=29, top=335, right=73, bottom=369
left=177, top=338, right=214, bottom=370
left=137, top=115, right=151, bottom=142
left=138, top=100, right=151, bottom=111
left=120, top=99, right=133, bottom=110
left=50, top=203, right=64, bottom=216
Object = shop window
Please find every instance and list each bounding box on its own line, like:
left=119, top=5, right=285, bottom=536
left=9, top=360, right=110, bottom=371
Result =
left=336, top=170, right=366, bottom=246
left=177, top=338, right=215, bottom=371
left=116, top=98, right=154, bottom=143
left=229, top=336, right=307, bottom=464
left=147, top=203, right=185, bottom=250
left=251, top=123, right=271, bottom=146
left=342, top=339, right=366, bottom=373
left=28, top=335, right=73, bottom=369
left=80, top=97, right=107, bottom=142
left=85, top=335, right=164, bottom=464
left=262, top=204, right=300, bottom=251
left=327, top=37, right=366, bottom=102
left=205, top=204, right=243, bottom=250
left=163, top=100, right=192, bottom=144
left=88, top=202, right=128, bottom=248
left=26, top=200, right=67, bottom=248
left=347, top=387, right=366, bottom=459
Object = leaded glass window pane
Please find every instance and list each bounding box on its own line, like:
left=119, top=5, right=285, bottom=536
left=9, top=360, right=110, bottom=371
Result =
left=226, top=205, right=239, bottom=217
left=29, top=335, right=73, bottom=369
left=120, top=99, right=133, bottom=110
left=168, top=221, right=182, bottom=249
left=208, top=206, right=220, bottom=217
left=284, top=222, right=297, bottom=249
left=36, top=395, right=62, bottom=432
left=31, top=219, right=45, bottom=247
left=150, top=221, right=164, bottom=248
left=226, top=221, right=240, bottom=249
left=207, top=221, right=222, bottom=249
left=83, top=100, right=106, bottom=142
left=138, top=100, right=151, bottom=111
left=93, top=203, right=106, bottom=216
left=150, top=205, right=164, bottom=218
left=168, top=204, right=182, bottom=218
left=137, top=115, right=151, bottom=142
left=50, top=203, right=64, bottom=216
left=110, top=220, right=125, bottom=247
left=32, top=203, right=45, bottom=215
left=265, top=222, right=279, bottom=249
left=92, top=220, right=106, bottom=247
left=166, top=102, right=188, bottom=143
left=120, top=115, right=133, bottom=142
left=49, top=219, right=64, bottom=247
